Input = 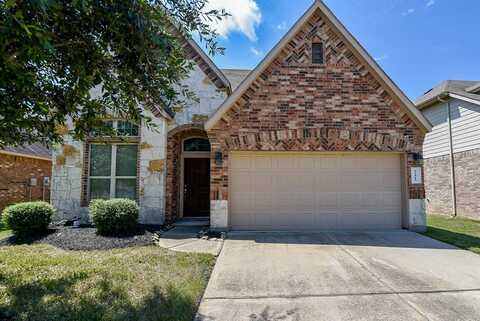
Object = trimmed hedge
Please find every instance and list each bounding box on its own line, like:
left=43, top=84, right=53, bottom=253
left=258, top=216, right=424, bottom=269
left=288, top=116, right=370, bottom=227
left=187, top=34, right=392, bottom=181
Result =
left=2, top=201, right=54, bottom=235
left=89, top=199, right=139, bottom=235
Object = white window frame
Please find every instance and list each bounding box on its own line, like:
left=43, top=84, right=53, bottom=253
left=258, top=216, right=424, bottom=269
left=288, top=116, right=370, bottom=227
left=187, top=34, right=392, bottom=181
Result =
left=89, top=143, right=138, bottom=199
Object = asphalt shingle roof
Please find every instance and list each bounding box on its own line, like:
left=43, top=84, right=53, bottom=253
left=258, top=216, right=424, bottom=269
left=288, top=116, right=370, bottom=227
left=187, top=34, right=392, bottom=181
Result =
left=416, top=80, right=480, bottom=108
left=1, top=143, right=52, bottom=159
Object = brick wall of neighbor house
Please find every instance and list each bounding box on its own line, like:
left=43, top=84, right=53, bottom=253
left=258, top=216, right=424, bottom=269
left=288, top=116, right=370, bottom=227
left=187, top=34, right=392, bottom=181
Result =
left=424, top=148, right=480, bottom=219
left=207, top=9, right=426, bottom=230
left=0, top=154, right=51, bottom=211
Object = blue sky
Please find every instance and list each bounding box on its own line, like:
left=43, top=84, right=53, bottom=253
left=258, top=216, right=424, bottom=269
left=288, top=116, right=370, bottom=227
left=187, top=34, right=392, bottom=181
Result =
left=204, top=0, right=479, bottom=100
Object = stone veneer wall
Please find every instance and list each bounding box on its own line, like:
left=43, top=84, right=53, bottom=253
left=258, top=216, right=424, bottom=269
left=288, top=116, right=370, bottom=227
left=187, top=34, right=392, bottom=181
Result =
left=424, top=148, right=480, bottom=220
left=207, top=8, right=426, bottom=230
left=174, top=65, right=228, bottom=126
left=0, top=154, right=51, bottom=210
left=51, top=111, right=168, bottom=224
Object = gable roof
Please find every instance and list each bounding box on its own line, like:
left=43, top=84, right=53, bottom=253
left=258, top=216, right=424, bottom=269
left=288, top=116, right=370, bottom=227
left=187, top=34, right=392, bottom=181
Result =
left=0, top=143, right=51, bottom=161
left=181, top=36, right=232, bottom=93
left=221, top=69, right=251, bottom=90
left=205, top=0, right=432, bottom=132
left=416, top=80, right=480, bottom=109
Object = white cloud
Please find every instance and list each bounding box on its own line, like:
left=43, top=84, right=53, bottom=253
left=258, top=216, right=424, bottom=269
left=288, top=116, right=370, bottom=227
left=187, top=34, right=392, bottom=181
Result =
left=426, top=0, right=435, bottom=7
left=401, top=8, right=415, bottom=16
left=276, top=21, right=288, bottom=31
left=250, top=47, right=263, bottom=56
left=204, top=0, right=262, bottom=41
left=374, top=54, right=389, bottom=62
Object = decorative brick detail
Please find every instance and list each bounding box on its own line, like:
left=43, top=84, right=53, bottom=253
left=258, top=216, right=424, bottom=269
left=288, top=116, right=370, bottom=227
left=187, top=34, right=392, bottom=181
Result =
left=0, top=154, right=51, bottom=210
left=424, top=148, right=480, bottom=219
left=165, top=124, right=208, bottom=223
left=207, top=8, right=425, bottom=204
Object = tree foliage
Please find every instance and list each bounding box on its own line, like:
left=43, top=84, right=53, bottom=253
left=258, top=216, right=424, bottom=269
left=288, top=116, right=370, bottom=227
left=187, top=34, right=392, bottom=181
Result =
left=0, top=0, right=226, bottom=146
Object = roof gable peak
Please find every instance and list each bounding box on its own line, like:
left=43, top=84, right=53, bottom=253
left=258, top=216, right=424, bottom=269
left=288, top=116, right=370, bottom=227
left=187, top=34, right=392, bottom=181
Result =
left=205, top=0, right=431, bottom=132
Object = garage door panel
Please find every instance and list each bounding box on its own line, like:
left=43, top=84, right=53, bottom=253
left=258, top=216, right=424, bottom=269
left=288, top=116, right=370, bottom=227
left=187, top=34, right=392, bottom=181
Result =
left=252, top=173, right=273, bottom=190
left=274, top=156, right=295, bottom=169
left=382, top=173, right=402, bottom=190
left=315, top=156, right=338, bottom=170
left=315, top=192, right=338, bottom=209
left=231, top=173, right=251, bottom=191
left=230, top=153, right=402, bottom=230
left=231, top=155, right=251, bottom=169
left=254, top=155, right=273, bottom=169
left=315, top=173, right=337, bottom=192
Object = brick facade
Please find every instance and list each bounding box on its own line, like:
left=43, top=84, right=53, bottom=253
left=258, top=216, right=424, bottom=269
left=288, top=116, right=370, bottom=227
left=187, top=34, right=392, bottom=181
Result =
left=165, top=124, right=207, bottom=223
left=207, top=9, right=425, bottom=213
left=0, top=154, right=51, bottom=210
left=424, top=148, right=480, bottom=219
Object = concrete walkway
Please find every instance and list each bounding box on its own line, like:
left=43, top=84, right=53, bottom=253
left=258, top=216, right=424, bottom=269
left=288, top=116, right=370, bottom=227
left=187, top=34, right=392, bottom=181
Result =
left=156, top=226, right=223, bottom=256
left=196, top=230, right=480, bottom=321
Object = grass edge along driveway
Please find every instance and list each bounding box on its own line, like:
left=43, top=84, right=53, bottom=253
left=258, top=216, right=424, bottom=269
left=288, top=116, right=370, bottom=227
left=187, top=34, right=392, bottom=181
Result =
left=0, top=244, right=215, bottom=321
left=422, top=214, right=480, bottom=255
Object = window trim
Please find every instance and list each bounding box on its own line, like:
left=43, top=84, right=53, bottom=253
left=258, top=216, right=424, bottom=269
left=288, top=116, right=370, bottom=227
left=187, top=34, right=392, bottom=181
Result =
left=311, top=42, right=324, bottom=64
left=88, top=143, right=138, bottom=200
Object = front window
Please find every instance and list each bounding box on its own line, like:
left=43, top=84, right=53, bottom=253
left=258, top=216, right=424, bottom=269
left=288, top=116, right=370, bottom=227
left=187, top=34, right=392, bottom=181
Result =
left=89, top=144, right=138, bottom=200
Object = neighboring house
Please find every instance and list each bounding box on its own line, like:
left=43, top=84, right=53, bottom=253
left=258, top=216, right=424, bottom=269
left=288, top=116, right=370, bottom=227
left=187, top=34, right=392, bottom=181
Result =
left=0, top=144, right=52, bottom=210
left=51, top=0, right=431, bottom=231
left=416, top=80, right=480, bottom=219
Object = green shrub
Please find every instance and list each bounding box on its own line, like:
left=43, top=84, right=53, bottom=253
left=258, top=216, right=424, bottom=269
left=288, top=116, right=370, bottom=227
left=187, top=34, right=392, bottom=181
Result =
left=89, top=199, right=139, bottom=235
left=2, top=201, right=53, bottom=235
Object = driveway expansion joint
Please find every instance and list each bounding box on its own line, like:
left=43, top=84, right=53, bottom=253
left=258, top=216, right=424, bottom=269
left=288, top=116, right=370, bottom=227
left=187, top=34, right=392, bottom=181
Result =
left=202, top=288, right=480, bottom=301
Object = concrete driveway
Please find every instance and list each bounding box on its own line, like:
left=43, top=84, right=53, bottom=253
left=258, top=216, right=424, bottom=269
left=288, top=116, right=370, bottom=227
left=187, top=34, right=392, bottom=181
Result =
left=195, top=230, right=480, bottom=321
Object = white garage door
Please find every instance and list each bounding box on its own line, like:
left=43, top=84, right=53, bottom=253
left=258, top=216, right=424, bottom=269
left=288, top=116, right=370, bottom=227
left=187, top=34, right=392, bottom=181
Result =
left=229, top=152, right=403, bottom=230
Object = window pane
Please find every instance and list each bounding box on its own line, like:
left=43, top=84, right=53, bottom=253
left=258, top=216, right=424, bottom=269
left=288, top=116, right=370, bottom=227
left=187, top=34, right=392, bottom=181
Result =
left=115, top=179, right=136, bottom=199
left=116, top=145, right=138, bottom=176
left=184, top=138, right=211, bottom=152
left=90, top=144, right=112, bottom=176
left=117, top=121, right=139, bottom=136
left=90, top=179, right=111, bottom=199
left=90, top=121, right=114, bottom=136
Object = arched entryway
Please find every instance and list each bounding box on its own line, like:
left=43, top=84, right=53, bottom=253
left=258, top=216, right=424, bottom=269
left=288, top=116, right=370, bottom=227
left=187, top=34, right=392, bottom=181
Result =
left=165, top=125, right=211, bottom=223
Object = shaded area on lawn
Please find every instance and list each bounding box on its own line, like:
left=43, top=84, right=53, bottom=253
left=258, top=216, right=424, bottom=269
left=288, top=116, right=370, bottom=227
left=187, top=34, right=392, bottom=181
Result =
left=0, top=221, right=12, bottom=240
left=422, top=215, right=480, bottom=255
left=0, top=245, right=215, bottom=321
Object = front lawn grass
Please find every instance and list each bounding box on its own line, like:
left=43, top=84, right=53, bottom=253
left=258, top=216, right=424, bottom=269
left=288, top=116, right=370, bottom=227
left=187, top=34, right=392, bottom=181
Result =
left=0, top=244, right=215, bottom=321
left=422, top=214, right=480, bottom=255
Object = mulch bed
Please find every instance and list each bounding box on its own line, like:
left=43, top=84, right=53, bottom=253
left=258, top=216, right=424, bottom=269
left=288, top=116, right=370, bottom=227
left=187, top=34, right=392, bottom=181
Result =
left=0, top=225, right=161, bottom=251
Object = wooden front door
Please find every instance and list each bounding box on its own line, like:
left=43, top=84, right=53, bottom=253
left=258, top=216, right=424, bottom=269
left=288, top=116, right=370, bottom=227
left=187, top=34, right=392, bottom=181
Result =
left=183, top=158, right=210, bottom=217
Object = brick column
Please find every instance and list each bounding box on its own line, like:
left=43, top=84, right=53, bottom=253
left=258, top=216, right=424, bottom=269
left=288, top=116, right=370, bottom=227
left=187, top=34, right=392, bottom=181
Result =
left=406, top=152, right=427, bottom=232
left=208, top=133, right=229, bottom=231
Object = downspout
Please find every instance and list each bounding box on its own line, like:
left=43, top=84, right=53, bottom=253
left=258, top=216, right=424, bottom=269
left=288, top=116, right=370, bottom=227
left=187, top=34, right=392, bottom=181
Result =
left=438, top=94, right=457, bottom=217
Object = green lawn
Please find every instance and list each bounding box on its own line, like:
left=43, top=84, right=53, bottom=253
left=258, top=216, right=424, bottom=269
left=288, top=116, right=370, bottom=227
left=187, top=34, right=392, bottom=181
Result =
left=422, top=214, right=480, bottom=255
left=0, top=220, right=12, bottom=240
left=0, top=244, right=215, bottom=321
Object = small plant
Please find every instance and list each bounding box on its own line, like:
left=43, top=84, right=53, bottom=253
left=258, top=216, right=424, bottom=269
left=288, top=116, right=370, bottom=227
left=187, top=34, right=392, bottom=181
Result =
left=2, top=201, right=54, bottom=235
left=89, top=199, right=139, bottom=235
